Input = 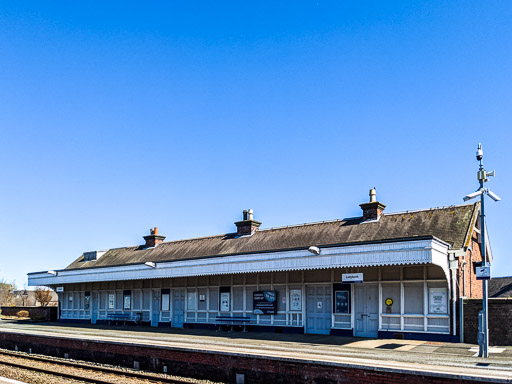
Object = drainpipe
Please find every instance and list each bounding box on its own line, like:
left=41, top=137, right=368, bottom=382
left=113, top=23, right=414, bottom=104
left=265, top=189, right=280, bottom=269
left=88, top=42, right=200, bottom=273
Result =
left=460, top=246, right=472, bottom=343
left=449, top=256, right=458, bottom=338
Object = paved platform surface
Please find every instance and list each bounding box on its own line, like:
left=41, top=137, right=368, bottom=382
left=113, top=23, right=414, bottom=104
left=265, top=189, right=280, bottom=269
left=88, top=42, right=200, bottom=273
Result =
left=1, top=320, right=511, bottom=381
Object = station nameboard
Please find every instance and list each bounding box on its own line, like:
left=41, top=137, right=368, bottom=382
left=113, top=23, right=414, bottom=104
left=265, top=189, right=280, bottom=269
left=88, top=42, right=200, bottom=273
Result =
left=476, top=266, right=491, bottom=280
left=342, top=273, right=363, bottom=283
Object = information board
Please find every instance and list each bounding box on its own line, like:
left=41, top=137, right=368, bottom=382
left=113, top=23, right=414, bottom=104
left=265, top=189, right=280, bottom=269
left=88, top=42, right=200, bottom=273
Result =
left=429, top=288, right=447, bottom=314
left=335, top=290, right=350, bottom=313
left=253, top=291, right=277, bottom=315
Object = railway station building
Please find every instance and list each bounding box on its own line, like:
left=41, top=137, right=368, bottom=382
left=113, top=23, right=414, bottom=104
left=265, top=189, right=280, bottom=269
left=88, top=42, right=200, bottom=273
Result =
left=28, top=190, right=488, bottom=341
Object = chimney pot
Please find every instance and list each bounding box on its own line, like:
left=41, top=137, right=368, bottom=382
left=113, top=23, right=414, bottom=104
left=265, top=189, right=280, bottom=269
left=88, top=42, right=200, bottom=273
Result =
left=370, top=188, right=376, bottom=202
left=234, top=209, right=261, bottom=236
left=143, top=227, right=166, bottom=248
left=359, top=188, right=386, bottom=221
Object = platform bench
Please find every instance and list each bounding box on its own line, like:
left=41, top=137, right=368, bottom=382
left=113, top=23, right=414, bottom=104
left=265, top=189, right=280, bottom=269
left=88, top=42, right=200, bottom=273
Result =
left=107, top=313, right=131, bottom=325
left=215, top=315, right=251, bottom=332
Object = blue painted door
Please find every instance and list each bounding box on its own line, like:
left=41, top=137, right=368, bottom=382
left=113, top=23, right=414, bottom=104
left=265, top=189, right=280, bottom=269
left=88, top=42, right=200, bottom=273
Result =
left=354, top=284, right=379, bottom=337
left=91, top=292, right=98, bottom=325
left=151, top=290, right=160, bottom=327
left=306, top=285, right=332, bottom=334
left=172, top=289, right=185, bottom=328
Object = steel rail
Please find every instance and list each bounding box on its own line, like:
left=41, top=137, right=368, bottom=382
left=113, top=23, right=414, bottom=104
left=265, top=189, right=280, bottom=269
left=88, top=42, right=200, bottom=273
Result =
left=0, top=350, right=192, bottom=384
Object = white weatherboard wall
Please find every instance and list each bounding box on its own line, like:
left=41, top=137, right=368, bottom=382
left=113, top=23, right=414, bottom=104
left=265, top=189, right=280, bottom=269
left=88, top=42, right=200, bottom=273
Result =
left=28, top=238, right=450, bottom=287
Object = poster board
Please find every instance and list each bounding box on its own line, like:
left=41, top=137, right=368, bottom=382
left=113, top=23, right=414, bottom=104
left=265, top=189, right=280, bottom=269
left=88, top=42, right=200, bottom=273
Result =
left=123, top=295, right=131, bottom=310
left=429, top=288, right=447, bottom=314
left=335, top=290, right=350, bottom=313
left=253, top=291, right=277, bottom=315
left=290, top=289, right=302, bottom=311
left=108, top=293, right=115, bottom=309
left=220, top=292, right=230, bottom=312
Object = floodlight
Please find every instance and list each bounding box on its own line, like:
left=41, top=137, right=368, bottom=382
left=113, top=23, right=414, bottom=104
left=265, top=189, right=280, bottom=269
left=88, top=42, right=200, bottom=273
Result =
left=463, top=190, right=483, bottom=202
left=47, top=270, right=57, bottom=275
left=486, top=189, right=501, bottom=202
left=308, top=246, right=320, bottom=255
left=144, top=262, right=156, bottom=268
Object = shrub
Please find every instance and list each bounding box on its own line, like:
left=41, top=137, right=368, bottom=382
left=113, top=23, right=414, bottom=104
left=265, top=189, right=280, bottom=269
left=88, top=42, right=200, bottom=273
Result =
left=16, top=310, right=29, bottom=318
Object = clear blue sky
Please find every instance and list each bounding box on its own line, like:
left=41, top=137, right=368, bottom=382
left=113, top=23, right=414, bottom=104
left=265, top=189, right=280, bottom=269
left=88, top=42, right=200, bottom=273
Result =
left=0, top=2, right=510, bottom=288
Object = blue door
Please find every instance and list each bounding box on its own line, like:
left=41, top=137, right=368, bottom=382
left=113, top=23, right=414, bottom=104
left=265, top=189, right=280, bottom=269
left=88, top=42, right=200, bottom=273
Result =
left=91, top=292, right=98, bottom=325
left=306, top=285, right=332, bottom=334
left=354, top=284, right=379, bottom=337
left=151, top=290, right=160, bottom=327
left=172, top=289, right=185, bottom=328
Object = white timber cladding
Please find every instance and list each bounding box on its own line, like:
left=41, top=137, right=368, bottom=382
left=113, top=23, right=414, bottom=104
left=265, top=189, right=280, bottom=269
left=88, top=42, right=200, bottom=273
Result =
left=28, top=238, right=450, bottom=286
left=58, top=266, right=450, bottom=334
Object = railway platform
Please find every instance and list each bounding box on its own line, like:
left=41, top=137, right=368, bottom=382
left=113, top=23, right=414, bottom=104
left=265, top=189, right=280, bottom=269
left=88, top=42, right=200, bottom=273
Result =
left=0, top=320, right=511, bottom=383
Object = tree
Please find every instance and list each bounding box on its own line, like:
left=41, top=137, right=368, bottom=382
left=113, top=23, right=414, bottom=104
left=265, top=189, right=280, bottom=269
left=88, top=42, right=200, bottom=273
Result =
left=0, top=279, right=16, bottom=307
left=34, top=287, right=53, bottom=307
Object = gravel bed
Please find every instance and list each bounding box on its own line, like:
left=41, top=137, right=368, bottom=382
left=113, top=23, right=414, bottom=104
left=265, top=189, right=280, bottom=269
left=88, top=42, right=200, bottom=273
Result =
left=0, top=363, right=88, bottom=384
left=0, top=349, right=224, bottom=384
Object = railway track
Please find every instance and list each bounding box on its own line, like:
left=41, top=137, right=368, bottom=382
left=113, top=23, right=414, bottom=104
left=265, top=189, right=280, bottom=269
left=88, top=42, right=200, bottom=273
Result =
left=0, top=349, right=216, bottom=384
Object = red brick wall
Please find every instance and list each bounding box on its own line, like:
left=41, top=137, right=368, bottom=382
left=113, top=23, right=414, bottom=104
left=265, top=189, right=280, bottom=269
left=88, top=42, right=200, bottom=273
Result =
left=0, top=306, right=57, bottom=321
left=0, top=331, right=499, bottom=383
left=457, top=232, right=483, bottom=300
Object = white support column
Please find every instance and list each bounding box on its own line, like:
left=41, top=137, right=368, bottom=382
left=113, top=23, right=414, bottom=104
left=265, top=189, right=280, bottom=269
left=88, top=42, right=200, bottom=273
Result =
left=424, top=267, right=428, bottom=332
left=400, top=267, right=404, bottom=331
left=301, top=271, right=305, bottom=330
left=350, top=283, right=354, bottom=330
left=285, top=270, right=290, bottom=326
left=256, top=273, right=260, bottom=325
left=378, top=268, right=382, bottom=331
left=331, top=269, right=335, bottom=328
left=271, top=272, right=274, bottom=325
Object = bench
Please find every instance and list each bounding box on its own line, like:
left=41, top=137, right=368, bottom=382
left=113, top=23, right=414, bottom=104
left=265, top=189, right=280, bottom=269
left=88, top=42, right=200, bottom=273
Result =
left=106, top=313, right=131, bottom=325
left=215, top=315, right=251, bottom=332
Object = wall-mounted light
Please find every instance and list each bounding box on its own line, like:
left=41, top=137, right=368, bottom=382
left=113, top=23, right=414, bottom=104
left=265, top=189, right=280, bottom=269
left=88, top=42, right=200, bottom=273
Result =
left=144, top=262, right=156, bottom=268
left=47, top=270, right=57, bottom=276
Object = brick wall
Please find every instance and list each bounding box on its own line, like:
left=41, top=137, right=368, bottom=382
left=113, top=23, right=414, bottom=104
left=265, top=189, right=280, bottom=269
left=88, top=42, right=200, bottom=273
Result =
left=0, top=331, right=500, bottom=384
left=463, top=298, right=512, bottom=345
left=0, top=306, right=57, bottom=321
left=457, top=233, right=483, bottom=300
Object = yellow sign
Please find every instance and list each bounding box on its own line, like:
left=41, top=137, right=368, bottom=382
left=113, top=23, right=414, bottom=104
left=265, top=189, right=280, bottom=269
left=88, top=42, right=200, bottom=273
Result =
left=385, top=298, right=393, bottom=306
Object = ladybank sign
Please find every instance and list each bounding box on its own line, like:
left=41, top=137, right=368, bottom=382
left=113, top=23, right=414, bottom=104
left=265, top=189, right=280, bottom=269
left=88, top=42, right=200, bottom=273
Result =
left=342, top=273, right=363, bottom=283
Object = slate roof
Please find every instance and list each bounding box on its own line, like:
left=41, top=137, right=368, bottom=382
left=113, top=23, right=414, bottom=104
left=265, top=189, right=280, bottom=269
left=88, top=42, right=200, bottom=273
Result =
left=64, top=202, right=479, bottom=271
left=489, top=277, right=512, bottom=298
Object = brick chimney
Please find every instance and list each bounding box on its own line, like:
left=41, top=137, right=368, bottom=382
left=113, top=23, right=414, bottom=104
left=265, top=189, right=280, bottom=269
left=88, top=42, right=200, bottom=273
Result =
left=143, top=227, right=166, bottom=248
left=359, top=188, right=386, bottom=221
left=234, top=209, right=261, bottom=236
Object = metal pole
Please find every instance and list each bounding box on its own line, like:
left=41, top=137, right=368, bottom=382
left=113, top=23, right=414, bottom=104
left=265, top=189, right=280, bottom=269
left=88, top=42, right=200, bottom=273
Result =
left=479, top=161, right=489, bottom=358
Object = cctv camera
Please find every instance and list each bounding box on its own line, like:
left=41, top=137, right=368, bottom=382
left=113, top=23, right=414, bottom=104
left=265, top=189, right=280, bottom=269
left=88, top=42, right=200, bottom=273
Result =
left=476, top=143, right=483, bottom=161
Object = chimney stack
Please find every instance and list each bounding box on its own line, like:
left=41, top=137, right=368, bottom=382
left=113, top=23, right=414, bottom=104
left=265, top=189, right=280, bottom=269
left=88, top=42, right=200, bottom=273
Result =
left=234, top=209, right=261, bottom=236
left=359, top=188, right=386, bottom=221
left=143, top=227, right=166, bottom=248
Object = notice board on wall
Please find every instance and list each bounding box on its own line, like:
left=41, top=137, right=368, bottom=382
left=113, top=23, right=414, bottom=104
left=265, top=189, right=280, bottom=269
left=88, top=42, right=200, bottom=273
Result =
left=253, top=291, right=277, bottom=314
